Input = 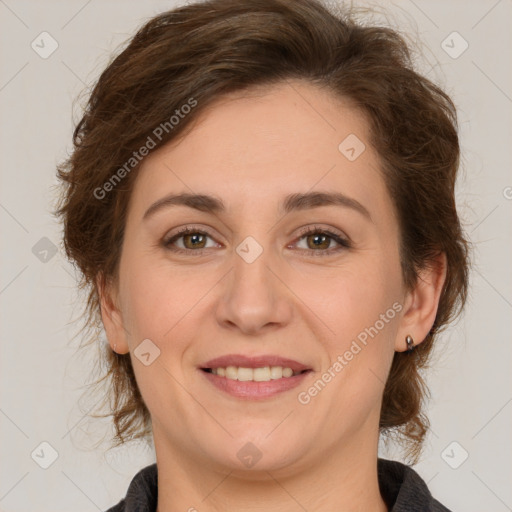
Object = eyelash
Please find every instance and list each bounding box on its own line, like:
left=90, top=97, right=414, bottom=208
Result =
left=162, top=225, right=351, bottom=257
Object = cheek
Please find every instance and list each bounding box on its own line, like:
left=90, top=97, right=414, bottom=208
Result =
left=116, top=258, right=206, bottom=412
left=119, top=254, right=215, bottom=349
left=299, top=257, right=401, bottom=343
left=292, top=263, right=400, bottom=439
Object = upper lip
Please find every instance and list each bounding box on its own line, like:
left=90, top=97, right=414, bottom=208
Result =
left=201, top=354, right=312, bottom=373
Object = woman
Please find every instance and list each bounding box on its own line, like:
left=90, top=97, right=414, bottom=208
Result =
left=56, top=0, right=469, bottom=510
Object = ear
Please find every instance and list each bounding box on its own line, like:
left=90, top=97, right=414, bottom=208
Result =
left=96, top=273, right=130, bottom=354
left=395, top=252, right=447, bottom=352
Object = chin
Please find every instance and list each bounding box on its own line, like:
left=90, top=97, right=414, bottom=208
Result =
left=200, top=430, right=308, bottom=475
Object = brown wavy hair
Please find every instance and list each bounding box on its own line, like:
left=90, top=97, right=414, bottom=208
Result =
left=55, top=0, right=470, bottom=464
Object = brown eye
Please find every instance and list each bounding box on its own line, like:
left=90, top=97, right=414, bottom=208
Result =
left=163, top=227, right=218, bottom=254
left=181, top=232, right=207, bottom=249
left=305, top=233, right=331, bottom=250
left=162, top=225, right=350, bottom=257
left=293, top=226, right=351, bottom=255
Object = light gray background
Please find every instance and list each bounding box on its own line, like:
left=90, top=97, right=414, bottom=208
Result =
left=0, top=1, right=511, bottom=511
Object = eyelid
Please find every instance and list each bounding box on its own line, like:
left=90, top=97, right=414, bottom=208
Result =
left=295, top=224, right=349, bottom=242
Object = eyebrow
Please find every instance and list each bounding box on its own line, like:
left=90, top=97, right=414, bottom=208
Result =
left=143, top=191, right=372, bottom=222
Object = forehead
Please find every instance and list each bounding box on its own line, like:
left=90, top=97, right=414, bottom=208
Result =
left=129, top=80, right=389, bottom=221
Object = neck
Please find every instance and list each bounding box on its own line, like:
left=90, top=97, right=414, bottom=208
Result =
left=153, top=425, right=388, bottom=512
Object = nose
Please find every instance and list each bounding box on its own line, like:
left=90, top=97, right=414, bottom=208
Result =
left=215, top=243, right=293, bottom=336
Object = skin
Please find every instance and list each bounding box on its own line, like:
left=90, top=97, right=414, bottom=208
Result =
left=99, top=79, right=446, bottom=512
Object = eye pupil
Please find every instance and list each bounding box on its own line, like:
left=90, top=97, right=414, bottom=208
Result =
left=184, top=233, right=206, bottom=249
left=308, top=233, right=329, bottom=250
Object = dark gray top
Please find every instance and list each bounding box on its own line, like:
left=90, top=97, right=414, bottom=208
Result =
left=105, top=458, right=452, bottom=511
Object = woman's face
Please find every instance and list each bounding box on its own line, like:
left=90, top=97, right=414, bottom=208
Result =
left=103, top=80, right=419, bottom=474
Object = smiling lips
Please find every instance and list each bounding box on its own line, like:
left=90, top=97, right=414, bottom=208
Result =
left=200, top=354, right=313, bottom=399
left=202, top=354, right=312, bottom=372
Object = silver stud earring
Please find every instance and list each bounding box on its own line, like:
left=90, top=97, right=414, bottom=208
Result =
left=405, top=335, right=415, bottom=353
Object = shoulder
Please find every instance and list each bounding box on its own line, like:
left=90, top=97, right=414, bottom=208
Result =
left=104, top=463, right=158, bottom=512
left=378, top=458, right=452, bottom=512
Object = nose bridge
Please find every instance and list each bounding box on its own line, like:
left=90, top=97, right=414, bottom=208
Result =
left=216, top=231, right=292, bottom=334
left=234, top=235, right=272, bottom=294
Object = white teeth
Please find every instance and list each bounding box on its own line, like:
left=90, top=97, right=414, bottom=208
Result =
left=237, top=367, right=254, bottom=381
left=282, top=367, right=293, bottom=378
left=270, top=366, right=282, bottom=379
left=253, top=367, right=271, bottom=381
left=225, top=366, right=238, bottom=380
left=208, top=365, right=300, bottom=381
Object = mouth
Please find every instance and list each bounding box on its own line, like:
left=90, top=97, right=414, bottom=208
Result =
left=199, top=354, right=313, bottom=399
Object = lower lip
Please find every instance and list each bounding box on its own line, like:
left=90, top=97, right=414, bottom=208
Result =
left=200, top=369, right=312, bottom=399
